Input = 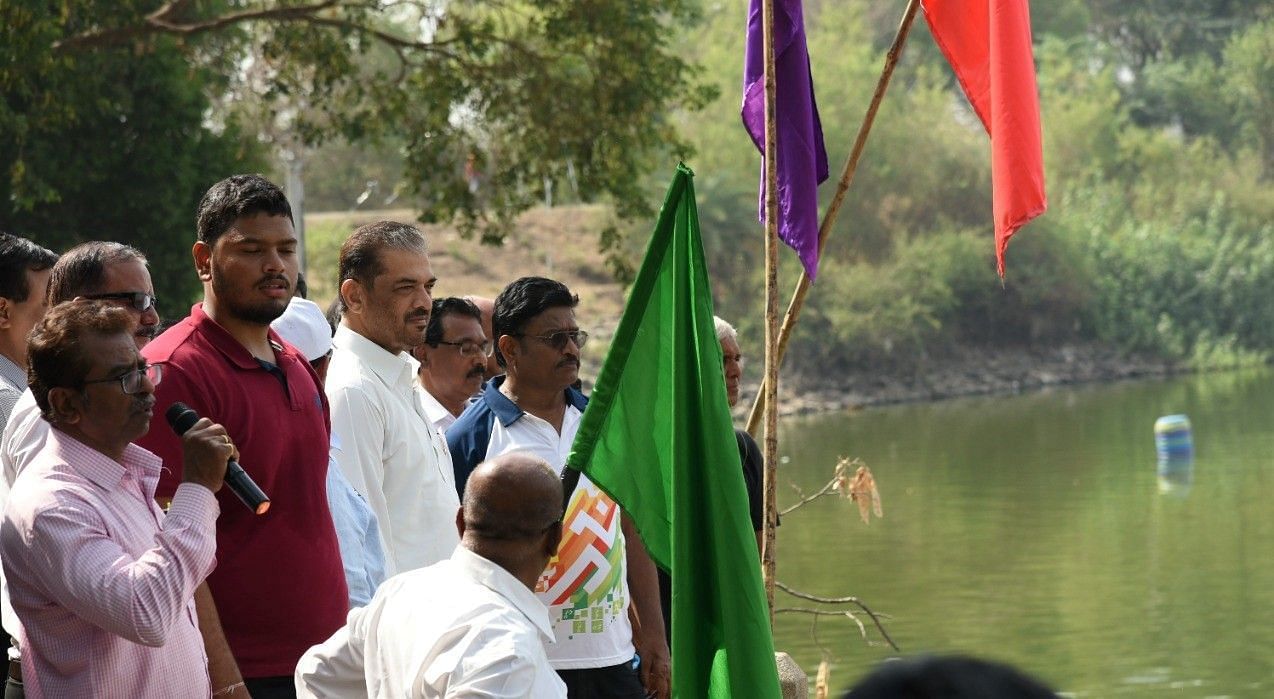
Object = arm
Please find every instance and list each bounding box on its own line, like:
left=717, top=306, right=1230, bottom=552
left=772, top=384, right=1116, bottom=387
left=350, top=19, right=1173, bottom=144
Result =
left=294, top=608, right=367, bottom=698
left=195, top=582, right=249, bottom=698
left=327, top=385, right=393, bottom=573
left=21, top=484, right=218, bottom=646
left=622, top=513, right=670, bottom=699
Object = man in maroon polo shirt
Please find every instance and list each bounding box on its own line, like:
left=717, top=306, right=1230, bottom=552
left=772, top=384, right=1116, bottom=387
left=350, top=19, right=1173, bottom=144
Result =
left=137, top=175, right=348, bottom=699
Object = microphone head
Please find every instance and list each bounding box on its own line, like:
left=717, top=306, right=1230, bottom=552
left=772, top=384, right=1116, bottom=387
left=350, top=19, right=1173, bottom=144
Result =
left=165, top=402, right=200, bottom=435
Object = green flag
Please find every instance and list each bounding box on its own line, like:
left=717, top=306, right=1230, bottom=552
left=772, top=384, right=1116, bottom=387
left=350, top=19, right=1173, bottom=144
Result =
left=567, top=164, right=780, bottom=697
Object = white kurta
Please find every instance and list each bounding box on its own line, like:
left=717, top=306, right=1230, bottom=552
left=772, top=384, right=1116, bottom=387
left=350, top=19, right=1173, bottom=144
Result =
left=295, top=546, right=566, bottom=699
left=326, top=326, right=459, bottom=575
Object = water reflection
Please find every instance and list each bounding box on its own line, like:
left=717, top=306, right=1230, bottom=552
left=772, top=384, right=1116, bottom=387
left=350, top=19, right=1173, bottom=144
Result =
left=1156, top=459, right=1193, bottom=497
left=773, top=368, right=1274, bottom=697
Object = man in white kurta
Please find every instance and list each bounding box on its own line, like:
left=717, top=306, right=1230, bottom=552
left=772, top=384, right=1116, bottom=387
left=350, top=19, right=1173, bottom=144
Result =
left=326, top=222, right=459, bottom=575
left=295, top=454, right=567, bottom=699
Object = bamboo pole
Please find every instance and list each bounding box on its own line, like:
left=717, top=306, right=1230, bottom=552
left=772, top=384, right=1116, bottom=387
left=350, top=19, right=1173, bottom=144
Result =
left=760, top=0, right=781, bottom=621
left=747, top=0, right=922, bottom=437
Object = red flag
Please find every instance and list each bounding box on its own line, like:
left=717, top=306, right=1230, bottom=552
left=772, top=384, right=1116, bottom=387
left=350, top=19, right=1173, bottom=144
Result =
left=922, top=0, right=1047, bottom=277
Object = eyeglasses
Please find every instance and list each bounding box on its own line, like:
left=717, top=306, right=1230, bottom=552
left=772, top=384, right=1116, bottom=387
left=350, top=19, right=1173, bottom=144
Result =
left=83, top=292, right=158, bottom=313
left=81, top=363, right=163, bottom=395
left=516, top=329, right=589, bottom=351
left=434, top=339, right=494, bottom=358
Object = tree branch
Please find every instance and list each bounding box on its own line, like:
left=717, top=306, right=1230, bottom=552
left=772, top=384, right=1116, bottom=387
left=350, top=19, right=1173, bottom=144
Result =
left=54, top=0, right=342, bottom=51
left=777, top=581, right=899, bottom=652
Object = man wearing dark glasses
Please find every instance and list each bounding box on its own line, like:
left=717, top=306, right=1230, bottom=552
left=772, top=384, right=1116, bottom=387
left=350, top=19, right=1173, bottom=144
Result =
left=0, top=241, right=168, bottom=697
left=446, top=277, right=670, bottom=699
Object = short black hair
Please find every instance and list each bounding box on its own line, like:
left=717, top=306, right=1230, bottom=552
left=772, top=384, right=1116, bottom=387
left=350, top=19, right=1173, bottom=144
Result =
left=337, top=221, right=428, bottom=310
left=425, top=297, right=483, bottom=346
left=843, top=655, right=1058, bottom=699
left=196, top=174, right=293, bottom=247
left=492, top=277, right=578, bottom=368
left=28, top=300, right=134, bottom=421
left=47, top=242, right=147, bottom=304
left=0, top=232, right=58, bottom=302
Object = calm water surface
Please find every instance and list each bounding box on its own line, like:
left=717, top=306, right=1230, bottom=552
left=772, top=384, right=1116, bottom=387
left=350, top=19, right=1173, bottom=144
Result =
left=772, top=368, right=1274, bottom=697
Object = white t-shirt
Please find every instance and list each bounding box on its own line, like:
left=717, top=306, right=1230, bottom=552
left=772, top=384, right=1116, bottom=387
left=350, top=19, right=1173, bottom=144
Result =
left=483, top=404, right=635, bottom=670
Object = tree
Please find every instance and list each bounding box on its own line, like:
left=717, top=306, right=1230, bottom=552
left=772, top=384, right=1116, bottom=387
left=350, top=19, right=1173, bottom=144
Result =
left=0, top=2, right=262, bottom=307
left=12, top=0, right=714, bottom=277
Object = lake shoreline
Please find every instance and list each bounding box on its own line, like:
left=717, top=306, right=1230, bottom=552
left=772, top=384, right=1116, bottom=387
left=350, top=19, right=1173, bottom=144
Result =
left=747, top=344, right=1196, bottom=418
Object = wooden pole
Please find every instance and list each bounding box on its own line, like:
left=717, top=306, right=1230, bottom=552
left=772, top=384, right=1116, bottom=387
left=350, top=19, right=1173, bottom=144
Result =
left=747, top=0, right=922, bottom=437
left=760, top=0, right=781, bottom=622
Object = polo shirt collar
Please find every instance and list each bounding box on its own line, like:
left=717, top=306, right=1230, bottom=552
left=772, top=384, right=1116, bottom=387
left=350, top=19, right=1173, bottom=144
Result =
left=482, top=375, right=588, bottom=428
left=48, top=427, right=162, bottom=492
left=450, top=545, right=555, bottom=642
left=333, top=324, right=414, bottom=388
left=189, top=303, right=287, bottom=371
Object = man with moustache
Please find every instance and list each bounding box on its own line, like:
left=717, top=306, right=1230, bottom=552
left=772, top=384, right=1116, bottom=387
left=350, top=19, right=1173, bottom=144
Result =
left=0, top=242, right=184, bottom=697
left=464, top=295, right=503, bottom=380
left=137, top=175, right=348, bottom=699
left=447, top=277, right=671, bottom=699
left=412, top=297, right=490, bottom=434
left=2, top=301, right=233, bottom=697
left=326, top=221, right=460, bottom=576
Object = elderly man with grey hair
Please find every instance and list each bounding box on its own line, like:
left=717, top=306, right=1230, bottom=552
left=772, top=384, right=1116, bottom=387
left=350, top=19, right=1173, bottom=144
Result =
left=295, top=453, right=568, bottom=698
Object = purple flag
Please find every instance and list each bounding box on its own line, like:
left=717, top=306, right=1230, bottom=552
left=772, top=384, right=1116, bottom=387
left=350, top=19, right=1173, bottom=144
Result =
left=742, top=0, right=829, bottom=280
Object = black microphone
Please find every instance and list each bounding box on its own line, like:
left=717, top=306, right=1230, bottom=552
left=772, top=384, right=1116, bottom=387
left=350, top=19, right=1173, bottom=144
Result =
left=165, top=402, right=271, bottom=515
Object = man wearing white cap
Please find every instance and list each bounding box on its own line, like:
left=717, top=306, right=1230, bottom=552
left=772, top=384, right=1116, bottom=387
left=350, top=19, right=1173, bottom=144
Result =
left=272, top=297, right=387, bottom=607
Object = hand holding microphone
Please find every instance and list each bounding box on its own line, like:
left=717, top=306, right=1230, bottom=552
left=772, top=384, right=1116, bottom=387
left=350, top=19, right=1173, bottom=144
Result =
left=166, top=402, right=271, bottom=515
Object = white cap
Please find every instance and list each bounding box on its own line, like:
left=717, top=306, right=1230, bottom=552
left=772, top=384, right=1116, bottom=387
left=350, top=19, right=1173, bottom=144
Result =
left=271, top=297, right=333, bottom=362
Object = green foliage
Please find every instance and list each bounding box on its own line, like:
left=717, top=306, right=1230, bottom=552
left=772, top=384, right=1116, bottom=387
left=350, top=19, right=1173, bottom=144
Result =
left=0, top=5, right=263, bottom=307
left=4, top=0, right=714, bottom=289
left=674, top=0, right=1274, bottom=377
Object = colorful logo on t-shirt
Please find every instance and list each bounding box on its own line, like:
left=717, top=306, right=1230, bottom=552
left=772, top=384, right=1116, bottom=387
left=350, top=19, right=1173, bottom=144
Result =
left=536, top=478, right=626, bottom=635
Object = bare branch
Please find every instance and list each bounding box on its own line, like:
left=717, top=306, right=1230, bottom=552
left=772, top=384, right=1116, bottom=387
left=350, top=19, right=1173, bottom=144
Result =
left=776, top=581, right=900, bottom=652
left=54, top=0, right=343, bottom=51
left=780, top=478, right=838, bottom=516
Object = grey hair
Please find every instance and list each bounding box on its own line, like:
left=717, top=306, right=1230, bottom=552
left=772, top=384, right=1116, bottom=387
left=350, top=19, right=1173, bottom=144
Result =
left=714, top=316, right=737, bottom=344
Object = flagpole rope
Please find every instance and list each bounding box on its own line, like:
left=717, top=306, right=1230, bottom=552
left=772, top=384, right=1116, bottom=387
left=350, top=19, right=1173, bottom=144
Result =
left=747, top=0, right=922, bottom=437
left=760, top=0, right=781, bottom=623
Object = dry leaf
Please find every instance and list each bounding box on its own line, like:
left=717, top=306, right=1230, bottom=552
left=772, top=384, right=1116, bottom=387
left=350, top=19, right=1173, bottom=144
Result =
left=849, top=464, right=883, bottom=524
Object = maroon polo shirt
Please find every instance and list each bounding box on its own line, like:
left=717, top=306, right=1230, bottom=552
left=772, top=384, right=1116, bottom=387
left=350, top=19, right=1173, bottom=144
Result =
left=137, top=304, right=348, bottom=678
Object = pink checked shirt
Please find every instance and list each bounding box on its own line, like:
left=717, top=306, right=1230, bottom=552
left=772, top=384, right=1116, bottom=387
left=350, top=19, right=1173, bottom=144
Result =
left=0, top=428, right=218, bottom=698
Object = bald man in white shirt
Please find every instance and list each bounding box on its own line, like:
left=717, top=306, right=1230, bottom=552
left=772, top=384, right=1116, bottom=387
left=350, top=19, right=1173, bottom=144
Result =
left=295, top=453, right=567, bottom=698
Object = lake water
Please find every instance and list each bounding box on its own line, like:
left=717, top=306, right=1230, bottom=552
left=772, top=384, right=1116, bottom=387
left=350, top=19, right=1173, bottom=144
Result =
left=771, top=368, right=1274, bottom=697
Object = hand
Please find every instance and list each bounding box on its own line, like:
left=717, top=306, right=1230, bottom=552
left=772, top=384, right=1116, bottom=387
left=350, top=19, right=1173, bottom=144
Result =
left=180, top=418, right=235, bottom=493
left=635, top=630, right=671, bottom=699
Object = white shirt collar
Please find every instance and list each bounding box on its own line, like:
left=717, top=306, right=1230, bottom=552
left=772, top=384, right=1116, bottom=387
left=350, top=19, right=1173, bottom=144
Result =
left=417, top=385, right=458, bottom=432
left=333, top=324, right=415, bottom=389
left=449, top=546, right=555, bottom=643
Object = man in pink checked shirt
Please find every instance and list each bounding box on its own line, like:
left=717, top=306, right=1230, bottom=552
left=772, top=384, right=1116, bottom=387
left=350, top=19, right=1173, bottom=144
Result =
left=0, top=301, right=233, bottom=698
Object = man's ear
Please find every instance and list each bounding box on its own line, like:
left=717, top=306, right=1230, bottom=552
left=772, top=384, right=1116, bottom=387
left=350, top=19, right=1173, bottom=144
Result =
left=0, top=297, right=12, bottom=330
left=454, top=507, right=466, bottom=538
left=46, top=387, right=83, bottom=426
left=339, top=278, right=365, bottom=315
left=411, top=344, right=429, bottom=367
left=496, top=335, right=518, bottom=369
left=543, top=521, right=564, bottom=557
left=193, top=241, right=213, bottom=283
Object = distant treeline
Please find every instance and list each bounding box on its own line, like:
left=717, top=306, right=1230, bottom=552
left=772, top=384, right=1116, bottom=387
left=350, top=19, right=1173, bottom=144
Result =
left=681, top=0, right=1274, bottom=376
